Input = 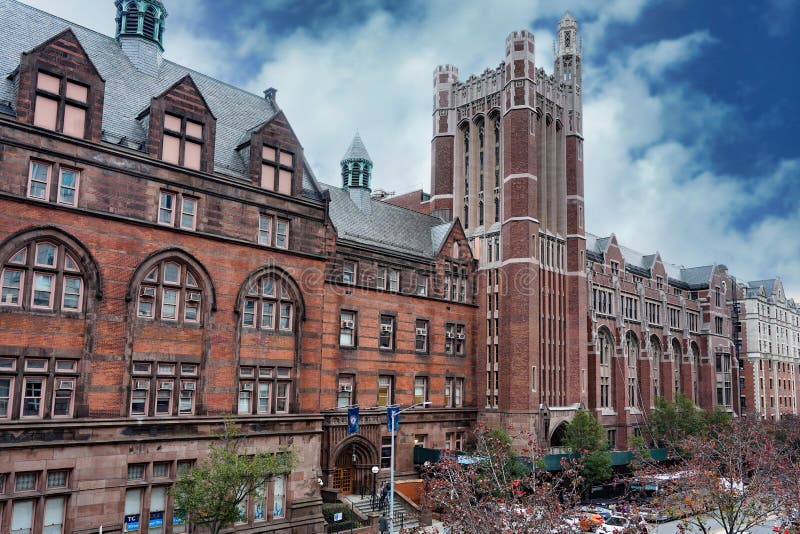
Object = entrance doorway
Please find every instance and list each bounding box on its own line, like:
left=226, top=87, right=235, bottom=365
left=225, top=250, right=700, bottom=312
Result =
left=330, top=437, right=378, bottom=495
left=332, top=461, right=354, bottom=494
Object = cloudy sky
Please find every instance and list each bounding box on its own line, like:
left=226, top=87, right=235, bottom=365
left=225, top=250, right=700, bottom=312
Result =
left=21, top=0, right=800, bottom=297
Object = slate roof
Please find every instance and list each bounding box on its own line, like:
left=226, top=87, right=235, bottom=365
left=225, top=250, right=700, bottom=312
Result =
left=342, top=132, right=371, bottom=162
left=322, top=183, right=454, bottom=259
left=0, top=0, right=322, bottom=199
left=586, top=231, right=715, bottom=288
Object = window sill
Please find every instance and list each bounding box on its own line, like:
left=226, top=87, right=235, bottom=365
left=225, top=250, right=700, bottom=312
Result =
left=599, top=408, right=617, bottom=416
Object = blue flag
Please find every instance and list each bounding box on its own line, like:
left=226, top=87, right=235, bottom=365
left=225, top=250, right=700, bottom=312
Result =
left=347, top=406, right=359, bottom=434
left=387, top=406, right=400, bottom=432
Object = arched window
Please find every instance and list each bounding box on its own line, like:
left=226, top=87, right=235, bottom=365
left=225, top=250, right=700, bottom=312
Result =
left=478, top=125, right=485, bottom=192
left=142, top=6, right=157, bottom=40
left=598, top=329, right=614, bottom=409
left=651, top=336, right=662, bottom=399
left=124, top=2, right=139, bottom=33
left=672, top=338, right=683, bottom=394
left=1, top=240, right=85, bottom=313
left=241, top=274, right=295, bottom=332
left=494, top=194, right=500, bottom=223
left=626, top=331, right=639, bottom=407
left=136, top=260, right=204, bottom=324
left=690, top=342, right=700, bottom=402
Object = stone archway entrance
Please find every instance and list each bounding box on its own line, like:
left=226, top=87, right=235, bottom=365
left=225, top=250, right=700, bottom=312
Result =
left=331, top=437, right=377, bottom=495
left=550, top=421, right=569, bottom=448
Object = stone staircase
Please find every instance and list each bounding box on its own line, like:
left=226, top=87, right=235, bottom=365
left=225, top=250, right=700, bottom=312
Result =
left=344, top=493, right=420, bottom=532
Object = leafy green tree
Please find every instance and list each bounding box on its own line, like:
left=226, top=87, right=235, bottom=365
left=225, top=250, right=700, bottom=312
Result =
left=564, top=411, right=612, bottom=489
left=647, top=393, right=706, bottom=448
left=172, top=421, right=297, bottom=534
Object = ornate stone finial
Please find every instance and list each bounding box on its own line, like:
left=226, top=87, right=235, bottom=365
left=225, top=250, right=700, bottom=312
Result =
left=264, top=87, right=277, bottom=105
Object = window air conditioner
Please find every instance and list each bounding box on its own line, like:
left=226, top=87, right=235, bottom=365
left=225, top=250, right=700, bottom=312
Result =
left=58, top=380, right=75, bottom=390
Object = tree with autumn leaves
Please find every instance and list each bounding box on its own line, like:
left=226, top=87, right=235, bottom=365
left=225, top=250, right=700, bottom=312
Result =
left=636, top=416, right=800, bottom=534
left=419, top=424, right=584, bottom=533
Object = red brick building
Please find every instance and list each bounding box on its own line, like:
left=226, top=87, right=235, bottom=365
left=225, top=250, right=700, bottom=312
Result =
left=0, top=2, right=793, bottom=533
left=0, top=1, right=478, bottom=532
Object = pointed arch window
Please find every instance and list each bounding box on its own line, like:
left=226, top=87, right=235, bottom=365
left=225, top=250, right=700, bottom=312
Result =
left=136, top=260, right=203, bottom=324
left=598, top=329, right=614, bottom=409
left=672, top=339, right=682, bottom=394
left=124, top=2, right=139, bottom=33
left=626, top=332, right=639, bottom=408
left=651, top=336, right=662, bottom=399
left=142, top=6, right=157, bottom=40
left=1, top=240, right=85, bottom=313
left=241, top=275, right=295, bottom=332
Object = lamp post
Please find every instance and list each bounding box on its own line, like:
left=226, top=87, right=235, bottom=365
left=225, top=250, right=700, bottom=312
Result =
left=389, top=401, right=430, bottom=532
left=371, top=465, right=379, bottom=510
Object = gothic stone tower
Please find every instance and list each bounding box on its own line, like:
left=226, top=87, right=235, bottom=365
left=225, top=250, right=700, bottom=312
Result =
left=430, top=14, right=588, bottom=443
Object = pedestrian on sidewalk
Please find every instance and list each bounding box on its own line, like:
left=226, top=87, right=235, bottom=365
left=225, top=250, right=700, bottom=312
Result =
left=378, top=512, right=389, bottom=534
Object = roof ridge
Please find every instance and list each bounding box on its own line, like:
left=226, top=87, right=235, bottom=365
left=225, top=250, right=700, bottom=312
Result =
left=321, top=182, right=446, bottom=224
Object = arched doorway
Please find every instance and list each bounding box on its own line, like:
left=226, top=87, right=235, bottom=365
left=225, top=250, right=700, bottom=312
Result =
left=550, top=421, right=569, bottom=448
left=331, top=437, right=378, bottom=495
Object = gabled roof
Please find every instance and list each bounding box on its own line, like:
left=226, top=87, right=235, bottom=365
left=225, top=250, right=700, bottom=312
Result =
left=0, top=0, right=320, bottom=194
left=586, top=231, right=717, bottom=288
left=321, top=183, right=454, bottom=259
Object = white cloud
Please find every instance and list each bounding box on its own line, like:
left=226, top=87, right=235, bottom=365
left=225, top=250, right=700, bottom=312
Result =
left=17, top=0, right=800, bottom=297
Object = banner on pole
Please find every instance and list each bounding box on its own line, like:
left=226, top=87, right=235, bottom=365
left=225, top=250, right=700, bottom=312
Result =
left=387, top=406, right=400, bottom=432
left=347, top=406, right=360, bottom=434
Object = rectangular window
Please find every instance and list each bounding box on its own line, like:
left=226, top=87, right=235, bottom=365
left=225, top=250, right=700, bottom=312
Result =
left=279, top=303, right=292, bottom=331
left=1, top=268, right=23, bottom=306
left=337, top=375, right=354, bottom=408
left=28, top=161, right=51, bottom=200
left=275, top=219, right=289, bottom=249
left=380, top=437, right=392, bottom=468
left=162, top=113, right=204, bottom=170
left=275, top=381, right=289, bottom=413
left=15, top=472, right=37, bottom=491
left=388, top=269, right=400, bottom=292
left=158, top=192, right=175, bottom=225
left=272, top=475, right=286, bottom=519
left=669, top=307, right=681, bottom=329
left=415, top=319, right=429, bottom=353
left=43, top=496, right=65, bottom=534
left=715, top=316, right=724, bottom=335
left=180, top=197, right=197, bottom=230
left=124, top=488, right=142, bottom=533
left=342, top=261, right=357, bottom=284
left=47, top=470, right=68, bottom=488
left=376, top=267, right=387, bottom=290
left=610, top=261, right=619, bottom=276
left=413, top=377, right=428, bottom=405
left=155, top=381, right=173, bottom=415
left=52, top=378, right=75, bottom=417
left=258, top=214, right=272, bottom=245
left=446, top=324, right=466, bottom=355
left=339, top=310, right=356, bottom=347
left=161, top=289, right=178, bottom=320
left=257, top=382, right=271, bottom=414
left=149, top=486, right=166, bottom=533
left=238, top=383, right=253, bottom=414
left=57, top=168, right=79, bottom=206
left=377, top=375, right=393, bottom=406
left=131, top=381, right=149, bottom=415
left=32, top=273, right=54, bottom=309
left=379, top=315, right=395, bottom=350
left=22, top=378, right=44, bottom=417
left=11, top=499, right=35, bottom=534
left=445, top=432, right=464, bottom=451
left=0, top=377, right=12, bottom=418
left=416, top=275, right=428, bottom=296
left=179, top=381, right=195, bottom=415
left=261, top=146, right=294, bottom=195
left=61, top=276, right=83, bottom=311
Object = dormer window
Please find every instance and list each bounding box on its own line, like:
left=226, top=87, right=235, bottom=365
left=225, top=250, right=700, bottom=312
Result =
left=261, top=146, right=293, bottom=195
left=33, top=71, right=89, bottom=138
left=162, top=113, right=203, bottom=170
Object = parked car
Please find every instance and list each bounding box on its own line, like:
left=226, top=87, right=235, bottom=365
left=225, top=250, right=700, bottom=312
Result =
left=597, top=516, right=631, bottom=533
left=577, top=505, right=614, bottom=520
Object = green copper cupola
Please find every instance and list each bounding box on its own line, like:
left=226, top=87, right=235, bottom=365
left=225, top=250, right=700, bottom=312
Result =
left=115, top=0, right=167, bottom=49
left=341, top=132, right=373, bottom=191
